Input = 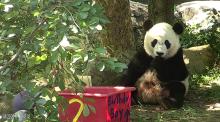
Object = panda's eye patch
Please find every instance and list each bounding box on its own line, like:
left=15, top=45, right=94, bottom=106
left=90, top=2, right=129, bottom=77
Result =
left=151, top=39, right=157, bottom=47
left=165, top=40, right=171, bottom=49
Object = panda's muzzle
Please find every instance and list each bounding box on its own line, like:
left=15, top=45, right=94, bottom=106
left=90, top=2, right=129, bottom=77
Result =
left=156, top=52, right=164, bottom=57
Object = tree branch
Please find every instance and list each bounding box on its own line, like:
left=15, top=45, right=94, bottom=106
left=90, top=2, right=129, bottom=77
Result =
left=0, top=37, right=15, bottom=41
left=0, top=20, right=45, bottom=72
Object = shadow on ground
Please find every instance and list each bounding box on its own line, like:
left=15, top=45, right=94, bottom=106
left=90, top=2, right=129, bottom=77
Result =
left=131, top=83, right=220, bottom=122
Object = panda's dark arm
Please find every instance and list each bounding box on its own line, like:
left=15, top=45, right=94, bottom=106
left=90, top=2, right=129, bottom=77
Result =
left=123, top=48, right=153, bottom=86
left=174, top=48, right=189, bottom=80
left=167, top=48, right=189, bottom=81
left=156, top=48, right=188, bottom=82
left=159, top=49, right=189, bottom=108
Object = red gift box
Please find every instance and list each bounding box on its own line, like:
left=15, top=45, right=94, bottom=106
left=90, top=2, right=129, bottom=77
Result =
left=58, top=86, right=135, bottom=122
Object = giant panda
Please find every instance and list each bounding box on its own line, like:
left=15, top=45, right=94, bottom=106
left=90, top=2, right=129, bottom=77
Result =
left=123, top=20, right=189, bottom=109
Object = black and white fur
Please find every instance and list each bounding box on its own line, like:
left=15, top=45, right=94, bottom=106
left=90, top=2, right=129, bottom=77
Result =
left=123, top=20, right=189, bottom=109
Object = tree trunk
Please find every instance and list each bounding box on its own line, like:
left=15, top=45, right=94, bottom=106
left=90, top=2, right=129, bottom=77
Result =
left=148, top=0, right=175, bottom=24
left=96, top=0, right=135, bottom=58
left=91, top=0, right=134, bottom=86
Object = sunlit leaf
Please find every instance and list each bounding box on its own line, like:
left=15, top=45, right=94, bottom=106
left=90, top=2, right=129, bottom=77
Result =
left=52, top=45, right=60, bottom=51
left=4, top=4, right=13, bottom=12
left=70, top=25, right=79, bottom=33
left=97, top=62, right=105, bottom=71
left=33, top=11, right=40, bottom=17
left=72, top=54, right=81, bottom=63
left=95, top=24, right=102, bottom=30
left=70, top=68, right=75, bottom=74
left=60, top=35, right=70, bottom=48
left=41, top=54, right=47, bottom=60
left=84, top=54, right=88, bottom=62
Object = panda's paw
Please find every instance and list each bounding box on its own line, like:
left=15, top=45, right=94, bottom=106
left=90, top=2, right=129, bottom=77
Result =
left=162, top=97, right=183, bottom=109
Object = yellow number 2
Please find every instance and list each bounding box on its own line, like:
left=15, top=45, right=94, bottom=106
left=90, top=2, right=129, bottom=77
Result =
left=69, top=98, right=84, bottom=122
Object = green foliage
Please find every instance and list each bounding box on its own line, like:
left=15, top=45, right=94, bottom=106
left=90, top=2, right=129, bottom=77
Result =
left=0, top=0, right=127, bottom=121
left=181, top=25, right=209, bottom=48
left=190, top=67, right=220, bottom=89
left=181, top=11, right=220, bottom=57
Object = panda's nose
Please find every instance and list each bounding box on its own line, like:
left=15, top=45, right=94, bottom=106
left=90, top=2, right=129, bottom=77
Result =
left=156, top=52, right=164, bottom=56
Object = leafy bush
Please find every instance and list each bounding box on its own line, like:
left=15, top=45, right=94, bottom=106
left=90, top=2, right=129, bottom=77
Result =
left=0, top=0, right=127, bottom=121
left=190, top=67, right=220, bottom=89
left=180, top=25, right=208, bottom=48
left=181, top=9, right=220, bottom=57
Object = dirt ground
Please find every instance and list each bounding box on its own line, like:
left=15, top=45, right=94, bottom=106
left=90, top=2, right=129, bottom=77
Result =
left=130, top=85, right=220, bottom=122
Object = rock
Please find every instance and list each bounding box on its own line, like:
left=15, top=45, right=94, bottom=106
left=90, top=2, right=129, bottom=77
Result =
left=130, top=1, right=220, bottom=36
left=130, top=1, right=148, bottom=27
left=176, top=1, right=220, bottom=31
left=183, top=45, right=216, bottom=74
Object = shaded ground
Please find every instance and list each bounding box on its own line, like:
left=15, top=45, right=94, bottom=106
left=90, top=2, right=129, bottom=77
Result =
left=131, top=83, right=220, bottom=122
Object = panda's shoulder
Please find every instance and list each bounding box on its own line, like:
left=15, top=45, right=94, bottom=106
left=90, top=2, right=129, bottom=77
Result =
left=168, top=48, right=184, bottom=62
left=131, top=47, right=153, bottom=65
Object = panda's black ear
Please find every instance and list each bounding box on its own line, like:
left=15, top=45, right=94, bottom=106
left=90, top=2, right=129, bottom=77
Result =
left=143, top=20, right=153, bottom=31
left=173, top=22, right=184, bottom=34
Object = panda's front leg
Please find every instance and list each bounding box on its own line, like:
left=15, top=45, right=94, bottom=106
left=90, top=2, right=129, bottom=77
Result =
left=161, top=81, right=186, bottom=109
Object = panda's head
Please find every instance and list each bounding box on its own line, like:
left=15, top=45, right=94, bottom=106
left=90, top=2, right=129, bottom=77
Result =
left=143, top=20, right=184, bottom=59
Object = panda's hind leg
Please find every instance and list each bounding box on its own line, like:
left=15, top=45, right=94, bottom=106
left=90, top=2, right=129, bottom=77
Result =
left=161, top=82, right=186, bottom=109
